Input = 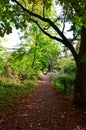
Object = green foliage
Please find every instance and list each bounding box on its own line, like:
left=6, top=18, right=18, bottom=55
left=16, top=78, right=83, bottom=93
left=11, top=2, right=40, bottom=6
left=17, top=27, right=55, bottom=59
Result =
left=23, top=0, right=53, bottom=16
left=0, top=20, right=61, bottom=112
left=57, top=0, right=86, bottom=27
left=0, top=0, right=28, bottom=37
left=0, top=0, right=54, bottom=37
left=51, top=57, right=76, bottom=95
left=0, top=78, right=35, bottom=111
left=51, top=78, right=64, bottom=92
left=81, top=54, right=86, bottom=63
left=0, top=57, right=4, bottom=75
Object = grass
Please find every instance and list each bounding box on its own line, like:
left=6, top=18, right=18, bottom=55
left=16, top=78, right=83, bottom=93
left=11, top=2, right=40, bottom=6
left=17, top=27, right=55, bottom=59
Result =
left=0, top=78, right=36, bottom=112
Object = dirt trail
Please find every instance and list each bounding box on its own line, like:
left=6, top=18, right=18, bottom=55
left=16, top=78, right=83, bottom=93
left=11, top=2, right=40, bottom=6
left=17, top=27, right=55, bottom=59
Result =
left=0, top=75, right=86, bottom=130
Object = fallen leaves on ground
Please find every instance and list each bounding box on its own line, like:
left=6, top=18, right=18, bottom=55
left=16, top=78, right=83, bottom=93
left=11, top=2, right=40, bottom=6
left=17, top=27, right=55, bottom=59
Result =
left=0, top=75, right=86, bottom=130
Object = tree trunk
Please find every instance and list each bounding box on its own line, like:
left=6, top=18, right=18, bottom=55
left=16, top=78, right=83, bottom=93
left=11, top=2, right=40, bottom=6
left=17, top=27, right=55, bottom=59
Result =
left=73, top=26, right=86, bottom=108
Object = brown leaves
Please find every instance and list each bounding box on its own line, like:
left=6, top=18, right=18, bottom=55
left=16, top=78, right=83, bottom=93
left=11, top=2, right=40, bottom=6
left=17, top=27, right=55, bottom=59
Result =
left=0, top=75, right=86, bottom=130
left=74, top=125, right=86, bottom=130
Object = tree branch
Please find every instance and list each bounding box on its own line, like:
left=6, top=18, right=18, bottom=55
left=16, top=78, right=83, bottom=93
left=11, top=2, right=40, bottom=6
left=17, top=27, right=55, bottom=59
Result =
left=44, top=17, right=60, bottom=30
left=11, top=0, right=68, bottom=40
left=11, top=0, right=78, bottom=62
left=62, top=9, right=67, bottom=33
left=31, top=18, right=64, bottom=43
left=30, top=19, right=78, bottom=62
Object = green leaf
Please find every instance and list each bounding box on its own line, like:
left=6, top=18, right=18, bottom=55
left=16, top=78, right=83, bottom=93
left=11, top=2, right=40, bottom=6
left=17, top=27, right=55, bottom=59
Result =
left=81, top=54, right=86, bottom=63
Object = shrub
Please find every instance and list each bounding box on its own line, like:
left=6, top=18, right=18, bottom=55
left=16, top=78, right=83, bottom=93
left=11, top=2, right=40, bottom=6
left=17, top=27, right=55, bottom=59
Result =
left=51, top=57, right=76, bottom=95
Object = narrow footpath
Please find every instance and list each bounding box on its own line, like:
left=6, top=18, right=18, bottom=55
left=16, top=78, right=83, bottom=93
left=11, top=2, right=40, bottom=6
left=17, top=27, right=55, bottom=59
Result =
left=0, top=75, right=86, bottom=130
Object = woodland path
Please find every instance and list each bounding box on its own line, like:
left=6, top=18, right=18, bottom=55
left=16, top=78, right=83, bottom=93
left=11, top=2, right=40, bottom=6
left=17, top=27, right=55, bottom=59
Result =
left=0, top=75, right=86, bottom=130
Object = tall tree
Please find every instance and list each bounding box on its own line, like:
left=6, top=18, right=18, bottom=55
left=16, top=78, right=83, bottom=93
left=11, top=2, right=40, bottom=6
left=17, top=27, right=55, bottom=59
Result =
left=0, top=0, right=86, bottom=108
left=57, top=0, right=86, bottom=107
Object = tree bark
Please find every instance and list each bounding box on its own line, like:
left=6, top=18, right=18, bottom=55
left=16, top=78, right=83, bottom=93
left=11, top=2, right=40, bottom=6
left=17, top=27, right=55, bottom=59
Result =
left=73, top=26, right=86, bottom=108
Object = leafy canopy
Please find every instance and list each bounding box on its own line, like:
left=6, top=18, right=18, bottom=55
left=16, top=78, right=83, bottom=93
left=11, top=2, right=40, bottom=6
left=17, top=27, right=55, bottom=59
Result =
left=57, top=0, right=86, bottom=27
left=0, top=0, right=54, bottom=37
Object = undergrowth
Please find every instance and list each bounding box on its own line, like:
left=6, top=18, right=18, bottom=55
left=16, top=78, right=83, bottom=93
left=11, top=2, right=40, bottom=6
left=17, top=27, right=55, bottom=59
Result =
left=0, top=78, right=36, bottom=112
left=50, top=57, right=76, bottom=96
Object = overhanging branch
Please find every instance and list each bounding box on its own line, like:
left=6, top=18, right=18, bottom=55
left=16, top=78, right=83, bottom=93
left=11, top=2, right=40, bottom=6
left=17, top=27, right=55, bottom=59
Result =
left=11, top=0, right=78, bottom=62
left=11, top=0, right=69, bottom=40
left=31, top=18, right=64, bottom=43
left=31, top=19, right=78, bottom=62
left=11, top=0, right=71, bottom=43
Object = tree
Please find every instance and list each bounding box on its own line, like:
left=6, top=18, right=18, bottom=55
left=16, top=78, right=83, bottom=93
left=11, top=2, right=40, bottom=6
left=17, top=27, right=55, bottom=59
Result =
left=1, top=0, right=86, bottom=108
left=18, top=22, right=60, bottom=72
left=57, top=0, right=86, bottom=108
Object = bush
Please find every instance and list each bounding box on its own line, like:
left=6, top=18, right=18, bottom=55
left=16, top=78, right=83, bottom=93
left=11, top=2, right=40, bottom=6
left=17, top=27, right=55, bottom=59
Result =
left=51, top=57, right=76, bottom=95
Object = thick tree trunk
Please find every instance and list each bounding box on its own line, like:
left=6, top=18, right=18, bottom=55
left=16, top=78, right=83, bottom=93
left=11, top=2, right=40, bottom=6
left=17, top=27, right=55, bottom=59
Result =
left=73, top=26, right=86, bottom=108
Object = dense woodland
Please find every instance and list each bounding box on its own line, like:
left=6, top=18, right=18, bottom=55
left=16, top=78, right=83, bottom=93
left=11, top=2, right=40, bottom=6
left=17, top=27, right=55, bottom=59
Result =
left=0, top=0, right=86, bottom=111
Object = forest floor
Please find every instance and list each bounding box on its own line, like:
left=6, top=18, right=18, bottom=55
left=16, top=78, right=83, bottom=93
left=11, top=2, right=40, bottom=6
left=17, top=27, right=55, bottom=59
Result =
left=0, top=75, right=86, bottom=130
